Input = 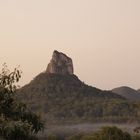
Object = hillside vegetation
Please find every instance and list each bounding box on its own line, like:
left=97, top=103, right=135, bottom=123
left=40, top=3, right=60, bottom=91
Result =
left=17, top=73, right=140, bottom=124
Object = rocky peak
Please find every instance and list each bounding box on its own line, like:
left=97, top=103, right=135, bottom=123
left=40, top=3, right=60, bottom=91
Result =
left=46, top=50, right=74, bottom=75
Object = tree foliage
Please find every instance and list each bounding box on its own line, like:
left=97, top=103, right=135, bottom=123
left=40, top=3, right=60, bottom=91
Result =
left=0, top=64, right=44, bottom=140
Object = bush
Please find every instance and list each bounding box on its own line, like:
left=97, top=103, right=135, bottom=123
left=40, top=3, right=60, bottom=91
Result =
left=0, top=121, right=31, bottom=140
left=99, top=126, right=131, bottom=140
left=132, top=135, right=140, bottom=140
left=0, top=64, right=44, bottom=140
left=80, top=126, right=131, bottom=140
left=65, top=134, right=83, bottom=140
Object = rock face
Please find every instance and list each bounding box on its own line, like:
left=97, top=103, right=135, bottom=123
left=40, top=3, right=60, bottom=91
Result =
left=46, top=50, right=74, bottom=75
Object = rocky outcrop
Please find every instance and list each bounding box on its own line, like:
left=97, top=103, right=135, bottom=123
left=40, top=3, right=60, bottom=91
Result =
left=46, top=50, right=74, bottom=75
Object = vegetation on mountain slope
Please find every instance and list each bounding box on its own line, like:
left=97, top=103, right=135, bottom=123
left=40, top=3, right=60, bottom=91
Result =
left=17, top=72, right=140, bottom=123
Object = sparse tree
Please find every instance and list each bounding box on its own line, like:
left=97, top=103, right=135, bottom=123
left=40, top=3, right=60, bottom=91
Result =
left=0, top=64, right=44, bottom=140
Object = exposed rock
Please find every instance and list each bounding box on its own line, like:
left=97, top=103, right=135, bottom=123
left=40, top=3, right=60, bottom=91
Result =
left=46, top=50, right=74, bottom=75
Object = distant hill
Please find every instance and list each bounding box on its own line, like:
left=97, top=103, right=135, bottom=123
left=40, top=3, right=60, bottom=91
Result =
left=112, top=86, right=140, bottom=101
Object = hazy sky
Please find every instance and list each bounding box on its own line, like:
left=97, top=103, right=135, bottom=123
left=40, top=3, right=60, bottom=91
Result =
left=0, top=0, right=140, bottom=89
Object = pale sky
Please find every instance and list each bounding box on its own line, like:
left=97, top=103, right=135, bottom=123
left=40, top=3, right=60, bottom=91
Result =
left=0, top=0, right=140, bottom=90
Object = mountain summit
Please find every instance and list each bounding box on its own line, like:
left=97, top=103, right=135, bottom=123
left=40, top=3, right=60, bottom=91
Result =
left=46, top=50, right=74, bottom=75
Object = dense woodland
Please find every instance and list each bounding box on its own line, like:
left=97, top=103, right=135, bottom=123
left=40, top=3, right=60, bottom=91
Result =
left=18, top=72, right=140, bottom=124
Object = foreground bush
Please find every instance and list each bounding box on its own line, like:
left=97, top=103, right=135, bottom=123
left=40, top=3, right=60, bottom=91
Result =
left=132, top=135, right=140, bottom=140
left=99, top=126, right=131, bottom=140
left=66, top=126, right=131, bottom=140
left=66, top=134, right=83, bottom=140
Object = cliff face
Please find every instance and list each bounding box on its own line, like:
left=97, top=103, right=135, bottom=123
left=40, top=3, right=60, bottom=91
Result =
left=46, top=50, right=74, bottom=75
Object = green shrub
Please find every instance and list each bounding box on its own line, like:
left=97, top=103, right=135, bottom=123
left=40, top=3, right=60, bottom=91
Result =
left=81, top=126, right=131, bottom=140
left=0, top=121, right=31, bottom=140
